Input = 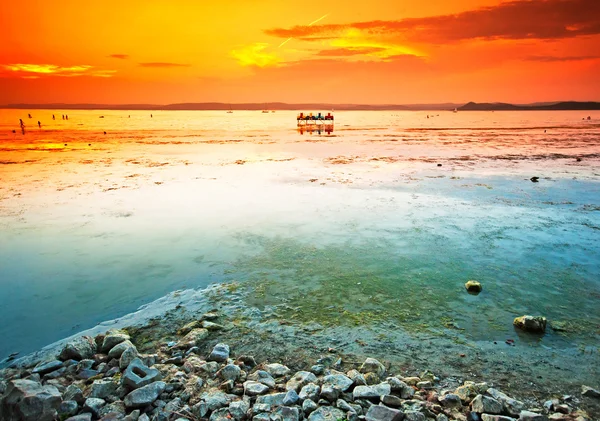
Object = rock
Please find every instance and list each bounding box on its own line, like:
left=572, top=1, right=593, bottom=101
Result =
left=210, top=408, right=232, bottom=421
left=229, top=400, right=250, bottom=420
left=365, top=373, right=382, bottom=385
left=84, top=397, right=106, bottom=417
left=124, top=381, right=166, bottom=408
left=347, top=370, right=367, bottom=386
left=180, top=328, right=209, bottom=347
left=323, top=374, right=354, bottom=392
left=164, top=397, right=182, bottom=415
left=200, top=390, right=231, bottom=411
left=404, top=412, right=425, bottom=421
left=321, top=384, right=340, bottom=401
left=237, top=355, right=257, bottom=369
left=32, top=360, right=63, bottom=375
left=307, top=406, right=346, bottom=421
left=456, top=383, right=488, bottom=403
left=64, top=384, right=85, bottom=404
left=481, top=416, right=517, bottom=421
left=58, top=400, right=79, bottom=417
left=256, top=392, right=287, bottom=407
left=254, top=414, right=270, bottom=421
left=99, top=400, right=126, bottom=418
left=59, top=336, right=97, bottom=361
left=387, top=378, right=414, bottom=399
left=436, top=415, right=449, bottom=421
left=283, top=389, right=300, bottom=405
left=119, top=346, right=140, bottom=370
left=123, top=409, right=140, bottom=421
left=302, top=399, right=318, bottom=415
left=253, top=403, right=271, bottom=413
left=107, top=340, right=135, bottom=359
left=178, top=321, right=200, bottom=335
left=416, top=381, right=433, bottom=390
left=0, top=379, right=62, bottom=421
left=365, top=405, right=405, bottom=421
left=471, top=395, right=502, bottom=414
left=209, top=343, right=230, bottom=362
left=581, top=385, right=600, bottom=398
left=274, top=406, right=300, bottom=421
left=90, top=379, right=118, bottom=399
left=123, top=358, right=162, bottom=389
left=244, top=381, right=270, bottom=396
left=336, top=399, right=356, bottom=413
left=138, top=415, right=150, bottom=421
left=360, top=358, right=386, bottom=378
left=465, top=280, right=482, bottom=294
left=530, top=177, right=539, bottom=183
left=353, top=383, right=392, bottom=400
left=381, top=395, right=403, bottom=407
left=438, top=394, right=462, bottom=408
left=65, top=415, right=93, bottom=421
left=286, top=371, right=319, bottom=392
left=202, top=321, right=225, bottom=331
left=402, top=377, right=420, bottom=386
left=101, top=331, right=130, bottom=353
left=218, top=364, right=242, bottom=381
left=518, top=411, right=547, bottom=421
left=265, top=363, right=291, bottom=377
left=487, top=389, right=524, bottom=416
left=299, top=383, right=321, bottom=402
left=513, top=316, right=547, bottom=333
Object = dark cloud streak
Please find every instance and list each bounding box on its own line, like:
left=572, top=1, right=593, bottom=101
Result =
left=139, top=62, right=191, bottom=68
left=108, top=54, right=129, bottom=59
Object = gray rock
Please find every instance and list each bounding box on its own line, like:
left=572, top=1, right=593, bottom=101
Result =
left=308, top=406, right=346, bottom=421
left=436, top=415, right=449, bottom=421
left=518, top=411, right=547, bottom=421
left=65, top=415, right=93, bottom=421
left=299, top=383, right=321, bottom=402
left=244, top=381, right=270, bottom=396
left=286, top=371, right=318, bottom=392
left=254, top=414, right=270, bottom=421
left=302, top=399, right=318, bottom=415
left=138, top=414, right=150, bottom=421
left=0, top=379, right=62, bottom=421
left=209, top=343, right=230, bottom=362
left=123, top=358, right=162, bottom=389
left=336, top=399, right=356, bottom=413
left=487, top=388, right=524, bottom=416
left=481, top=415, right=517, bottom=421
left=404, top=412, right=425, bottom=421
left=347, top=370, right=367, bottom=386
left=265, top=363, right=291, bottom=377
left=311, top=364, right=326, bottom=375
left=124, top=381, right=166, bottom=408
left=58, top=400, right=79, bottom=417
left=253, top=403, right=271, bottom=413
left=32, top=360, right=63, bottom=375
left=321, top=384, right=340, bottom=401
left=256, top=392, right=287, bottom=407
left=386, top=378, right=413, bottom=399
left=472, top=395, right=502, bottom=414
left=180, top=328, right=209, bottom=348
left=323, top=374, right=354, bottom=392
left=248, top=370, right=276, bottom=388
left=200, top=390, right=231, bottom=411
left=219, top=364, right=242, bottom=381
left=365, top=405, right=405, bottom=421
left=84, top=397, right=106, bottom=417
left=164, top=397, right=183, bottom=415
left=381, top=395, right=403, bottom=407
left=581, top=385, right=600, bottom=398
left=210, top=408, right=233, bottom=421
left=64, top=384, right=85, bottom=404
left=438, top=394, right=462, bottom=408
left=59, top=336, right=97, bottom=361
left=359, top=358, right=386, bottom=378
left=123, top=409, right=141, bottom=421
left=416, top=381, right=433, bottom=390
left=229, top=400, right=250, bottom=420
left=102, top=331, right=131, bottom=353
left=283, top=389, right=300, bottom=405
left=513, top=316, right=547, bottom=333
left=98, top=400, right=126, bottom=418
left=90, top=379, right=118, bottom=399
left=119, top=346, right=140, bottom=370
left=353, top=383, right=392, bottom=400
left=107, top=340, right=135, bottom=359
left=274, top=406, right=300, bottom=421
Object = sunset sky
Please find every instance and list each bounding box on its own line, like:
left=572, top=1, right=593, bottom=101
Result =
left=1, top=0, right=599, bottom=104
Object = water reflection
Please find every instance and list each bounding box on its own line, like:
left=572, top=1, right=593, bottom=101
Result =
left=297, top=124, right=334, bottom=135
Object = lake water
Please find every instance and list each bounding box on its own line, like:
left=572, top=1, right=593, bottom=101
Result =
left=0, top=110, right=599, bottom=377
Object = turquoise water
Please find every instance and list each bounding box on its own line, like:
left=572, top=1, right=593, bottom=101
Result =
left=0, top=109, right=599, bottom=363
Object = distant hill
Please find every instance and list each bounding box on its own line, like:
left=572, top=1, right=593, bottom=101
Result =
left=459, top=101, right=600, bottom=111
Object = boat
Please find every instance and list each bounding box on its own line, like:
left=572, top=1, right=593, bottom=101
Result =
left=453, top=108, right=458, bottom=113
left=227, top=105, right=233, bottom=114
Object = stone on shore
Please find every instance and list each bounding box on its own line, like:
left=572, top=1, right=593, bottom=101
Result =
left=244, top=380, right=270, bottom=396
left=89, top=379, right=118, bottom=399
left=581, top=385, right=600, bottom=398
left=180, top=328, right=209, bottom=347
left=101, top=331, right=130, bottom=353
left=59, top=336, right=97, bottom=361
left=209, top=343, right=230, bottom=362
left=307, top=405, right=346, bottom=421
left=365, top=404, right=405, bottom=421
left=65, top=414, right=93, bottom=421
left=119, top=345, right=140, bottom=370
left=124, top=381, right=166, bottom=408
left=283, top=389, right=300, bottom=405
left=481, top=416, right=517, bottom=421
left=299, top=383, right=321, bottom=401
left=360, top=358, right=386, bottom=378
left=229, top=400, right=250, bottom=420
left=107, top=340, right=135, bottom=359
left=123, top=358, right=162, bottom=389
left=286, top=371, right=318, bottom=392
left=471, top=394, right=502, bottom=414
left=465, top=280, right=482, bottom=294
left=0, top=379, right=62, bottom=421
left=518, top=410, right=548, bottom=420
left=32, top=360, right=63, bottom=376
left=323, top=374, right=354, bottom=392
left=83, top=397, right=106, bottom=417
left=513, top=316, right=547, bottom=333
left=487, top=388, right=524, bottom=416
left=265, top=363, right=291, bottom=377
left=217, top=364, right=241, bottom=382
left=353, top=383, right=392, bottom=399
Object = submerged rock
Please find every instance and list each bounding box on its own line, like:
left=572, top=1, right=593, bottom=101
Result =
left=465, top=280, right=482, bottom=294
left=513, top=316, right=547, bottom=333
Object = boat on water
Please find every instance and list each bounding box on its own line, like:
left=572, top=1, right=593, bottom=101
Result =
left=262, top=110, right=270, bottom=113
left=453, top=108, right=458, bottom=113
left=227, top=105, right=233, bottom=113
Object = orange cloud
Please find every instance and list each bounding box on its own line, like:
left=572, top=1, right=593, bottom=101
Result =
left=139, top=62, right=191, bottom=68
left=230, top=43, right=281, bottom=68
left=109, top=54, right=129, bottom=59
left=265, top=0, right=600, bottom=43
left=316, top=47, right=386, bottom=57
left=1, top=64, right=116, bottom=78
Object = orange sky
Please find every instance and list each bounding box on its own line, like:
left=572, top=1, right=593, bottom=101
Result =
left=1, top=0, right=599, bottom=104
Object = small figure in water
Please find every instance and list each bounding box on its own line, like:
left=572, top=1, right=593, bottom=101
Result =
left=38, top=121, right=41, bottom=128
left=150, top=114, right=153, bottom=118
left=104, top=131, right=107, bottom=135
left=62, top=115, right=65, bottom=120
left=19, top=119, right=25, bottom=134
left=588, top=116, right=592, bottom=120
left=66, top=115, right=69, bottom=120
left=28, top=113, right=32, bottom=119
left=52, top=115, right=55, bottom=120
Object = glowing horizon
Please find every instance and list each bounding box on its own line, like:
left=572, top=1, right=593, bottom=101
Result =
left=1, top=0, right=599, bottom=104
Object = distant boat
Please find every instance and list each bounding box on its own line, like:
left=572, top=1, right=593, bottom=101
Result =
left=262, top=110, right=269, bottom=113
left=227, top=105, right=233, bottom=113
left=453, top=108, right=458, bottom=113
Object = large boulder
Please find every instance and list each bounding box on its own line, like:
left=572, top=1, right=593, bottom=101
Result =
left=101, top=331, right=130, bottom=353
left=365, top=405, right=405, bottom=421
left=123, top=381, right=166, bottom=408
left=513, top=316, right=547, bottom=333
left=123, top=358, right=162, bottom=389
left=465, top=280, right=482, bottom=294
left=486, top=388, right=524, bottom=416
left=0, top=379, right=62, bottom=421
left=323, top=374, right=353, bottom=392
left=59, top=336, right=96, bottom=361
left=471, top=395, right=502, bottom=414
left=107, top=340, right=135, bottom=359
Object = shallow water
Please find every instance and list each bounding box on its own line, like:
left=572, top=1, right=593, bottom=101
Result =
left=0, top=109, right=599, bottom=369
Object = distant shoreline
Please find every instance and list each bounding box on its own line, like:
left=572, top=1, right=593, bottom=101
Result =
left=1, top=101, right=600, bottom=111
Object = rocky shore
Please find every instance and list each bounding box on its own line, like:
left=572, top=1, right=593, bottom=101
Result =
left=1, top=285, right=599, bottom=421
